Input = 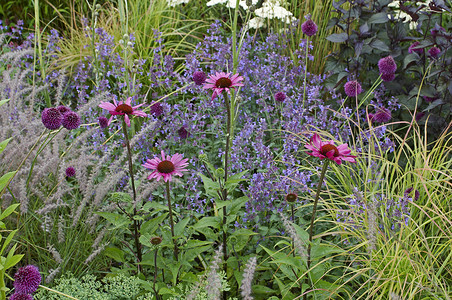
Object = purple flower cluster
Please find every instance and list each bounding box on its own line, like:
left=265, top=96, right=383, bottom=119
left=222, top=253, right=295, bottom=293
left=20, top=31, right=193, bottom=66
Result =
left=378, top=56, right=397, bottom=82
left=344, top=80, right=362, bottom=98
left=13, top=265, right=41, bottom=295
left=41, top=106, right=81, bottom=130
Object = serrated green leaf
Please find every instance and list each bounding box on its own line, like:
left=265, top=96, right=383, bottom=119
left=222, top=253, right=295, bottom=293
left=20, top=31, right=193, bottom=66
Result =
left=199, top=173, right=221, bottom=199
left=140, top=213, right=168, bottom=235
left=0, top=137, right=12, bottom=155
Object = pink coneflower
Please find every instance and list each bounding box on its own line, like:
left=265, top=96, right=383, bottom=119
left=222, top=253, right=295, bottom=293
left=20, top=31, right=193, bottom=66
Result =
left=203, top=72, right=244, bottom=100
left=143, top=150, right=189, bottom=182
left=98, top=97, right=147, bottom=127
left=305, top=133, right=357, bottom=165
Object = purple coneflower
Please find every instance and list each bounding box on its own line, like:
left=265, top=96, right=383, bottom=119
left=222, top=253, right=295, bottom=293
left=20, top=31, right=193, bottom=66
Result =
left=193, top=71, right=207, bottom=86
left=274, top=92, right=286, bottom=102
left=301, top=19, right=318, bottom=36
left=305, top=133, right=357, bottom=165
left=41, top=107, right=63, bottom=130
left=203, top=72, right=244, bottom=100
left=13, top=265, right=42, bottom=294
left=99, top=97, right=147, bottom=127
left=344, top=80, right=362, bottom=97
left=143, top=150, right=189, bottom=182
left=62, top=111, right=81, bottom=130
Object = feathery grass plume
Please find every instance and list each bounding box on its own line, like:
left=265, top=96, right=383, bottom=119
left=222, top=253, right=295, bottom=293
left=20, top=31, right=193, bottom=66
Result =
left=279, top=212, right=307, bottom=258
left=57, top=215, right=65, bottom=243
left=45, top=266, right=61, bottom=284
left=205, top=244, right=223, bottom=300
left=47, top=244, right=63, bottom=263
left=55, top=71, right=66, bottom=105
left=84, top=243, right=106, bottom=264
left=92, top=228, right=107, bottom=249
left=241, top=257, right=257, bottom=300
left=367, top=197, right=378, bottom=252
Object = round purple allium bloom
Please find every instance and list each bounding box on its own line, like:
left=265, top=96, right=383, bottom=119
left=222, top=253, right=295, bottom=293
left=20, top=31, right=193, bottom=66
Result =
left=150, top=102, right=164, bottom=117
left=41, top=107, right=63, bottom=130
left=192, top=71, right=207, bottom=86
left=430, top=26, right=445, bottom=37
left=301, top=19, right=318, bottom=36
left=344, top=80, right=362, bottom=97
left=98, top=116, right=109, bottom=128
left=274, top=92, right=286, bottom=102
left=381, top=72, right=395, bottom=82
left=178, top=126, right=189, bottom=139
left=65, top=166, right=76, bottom=178
left=378, top=56, right=397, bottom=75
left=62, top=111, right=81, bottom=130
left=57, top=105, right=71, bottom=115
left=371, top=107, right=392, bottom=123
left=10, top=294, right=33, bottom=300
left=428, top=47, right=441, bottom=58
left=408, top=42, right=423, bottom=55
left=13, top=265, right=42, bottom=294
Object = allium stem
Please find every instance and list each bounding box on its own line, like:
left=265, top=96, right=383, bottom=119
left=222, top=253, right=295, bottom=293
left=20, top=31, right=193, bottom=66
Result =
left=166, top=180, right=179, bottom=260
left=302, top=36, right=310, bottom=109
left=305, top=160, right=329, bottom=297
left=121, top=119, right=142, bottom=272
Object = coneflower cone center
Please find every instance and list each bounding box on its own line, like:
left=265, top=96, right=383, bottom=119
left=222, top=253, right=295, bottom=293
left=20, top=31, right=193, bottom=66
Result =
left=157, top=160, right=175, bottom=174
left=320, top=144, right=339, bottom=156
left=216, top=77, right=232, bottom=88
left=286, top=193, right=297, bottom=202
left=115, top=104, right=133, bottom=114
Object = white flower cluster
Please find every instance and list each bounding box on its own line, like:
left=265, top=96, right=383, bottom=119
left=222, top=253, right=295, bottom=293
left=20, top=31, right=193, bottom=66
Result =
left=250, top=0, right=295, bottom=29
left=206, top=0, right=258, bottom=9
left=167, top=0, right=190, bottom=7
left=387, top=0, right=433, bottom=30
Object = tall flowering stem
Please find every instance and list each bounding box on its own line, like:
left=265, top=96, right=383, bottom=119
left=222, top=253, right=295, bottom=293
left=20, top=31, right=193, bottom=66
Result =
left=306, top=160, right=329, bottom=271
left=166, top=180, right=179, bottom=260
left=121, top=119, right=142, bottom=272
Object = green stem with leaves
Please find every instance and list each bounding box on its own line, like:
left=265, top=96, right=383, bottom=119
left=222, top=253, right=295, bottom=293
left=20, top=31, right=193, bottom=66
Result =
left=121, top=119, right=142, bottom=272
left=166, top=181, right=178, bottom=260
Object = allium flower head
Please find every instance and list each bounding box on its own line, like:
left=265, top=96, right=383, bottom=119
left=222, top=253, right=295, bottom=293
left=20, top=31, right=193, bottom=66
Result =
left=62, top=111, right=81, bottom=130
left=98, top=116, right=109, bottom=128
left=378, top=56, right=397, bottom=75
left=275, top=92, right=286, bottom=102
left=178, top=126, right=189, bottom=139
left=98, top=97, right=147, bottom=127
left=143, top=150, right=189, bottom=182
left=41, top=107, right=63, bottom=130
left=305, top=133, right=357, bottom=165
left=371, top=107, right=392, bottom=123
left=381, top=72, right=395, bottom=82
left=344, top=80, right=362, bottom=97
left=408, top=42, right=423, bottom=55
left=301, top=19, right=318, bottom=36
left=10, top=294, right=33, bottom=300
left=65, top=166, right=76, bottom=178
left=428, top=47, right=440, bottom=58
left=150, top=102, right=164, bottom=117
left=203, top=72, right=244, bottom=100
left=13, top=265, right=42, bottom=294
left=57, top=105, right=71, bottom=115
left=193, top=71, right=207, bottom=85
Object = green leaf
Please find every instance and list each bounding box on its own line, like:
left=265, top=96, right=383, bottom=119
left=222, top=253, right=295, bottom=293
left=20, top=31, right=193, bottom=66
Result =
left=4, top=254, right=23, bottom=270
left=0, top=203, right=19, bottom=221
left=0, top=137, right=12, bottom=155
left=326, top=33, right=348, bottom=43
left=109, top=192, right=132, bottom=203
left=140, top=213, right=168, bottom=235
left=229, top=228, right=258, bottom=252
left=0, top=99, right=9, bottom=108
left=224, top=170, right=248, bottom=192
left=199, top=173, right=220, bottom=199
left=174, top=217, right=190, bottom=237
left=1, top=229, right=17, bottom=256
left=369, top=39, right=390, bottom=52
left=252, top=284, right=276, bottom=295
left=311, top=244, right=345, bottom=261
left=0, top=171, right=16, bottom=192
left=104, top=247, right=125, bottom=262
left=228, top=196, right=249, bottom=215
left=192, top=216, right=221, bottom=230
left=404, top=53, right=420, bottom=69
left=368, top=12, right=389, bottom=24
left=142, top=201, right=168, bottom=212
left=95, top=212, right=131, bottom=229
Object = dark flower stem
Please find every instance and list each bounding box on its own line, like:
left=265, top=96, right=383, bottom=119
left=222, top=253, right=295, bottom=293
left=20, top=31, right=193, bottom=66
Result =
left=301, top=36, right=310, bottom=109
left=153, top=248, right=160, bottom=300
left=305, top=160, right=329, bottom=298
left=222, top=92, right=232, bottom=266
left=121, top=119, right=142, bottom=272
left=166, top=180, right=179, bottom=260
left=291, top=203, right=295, bottom=257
